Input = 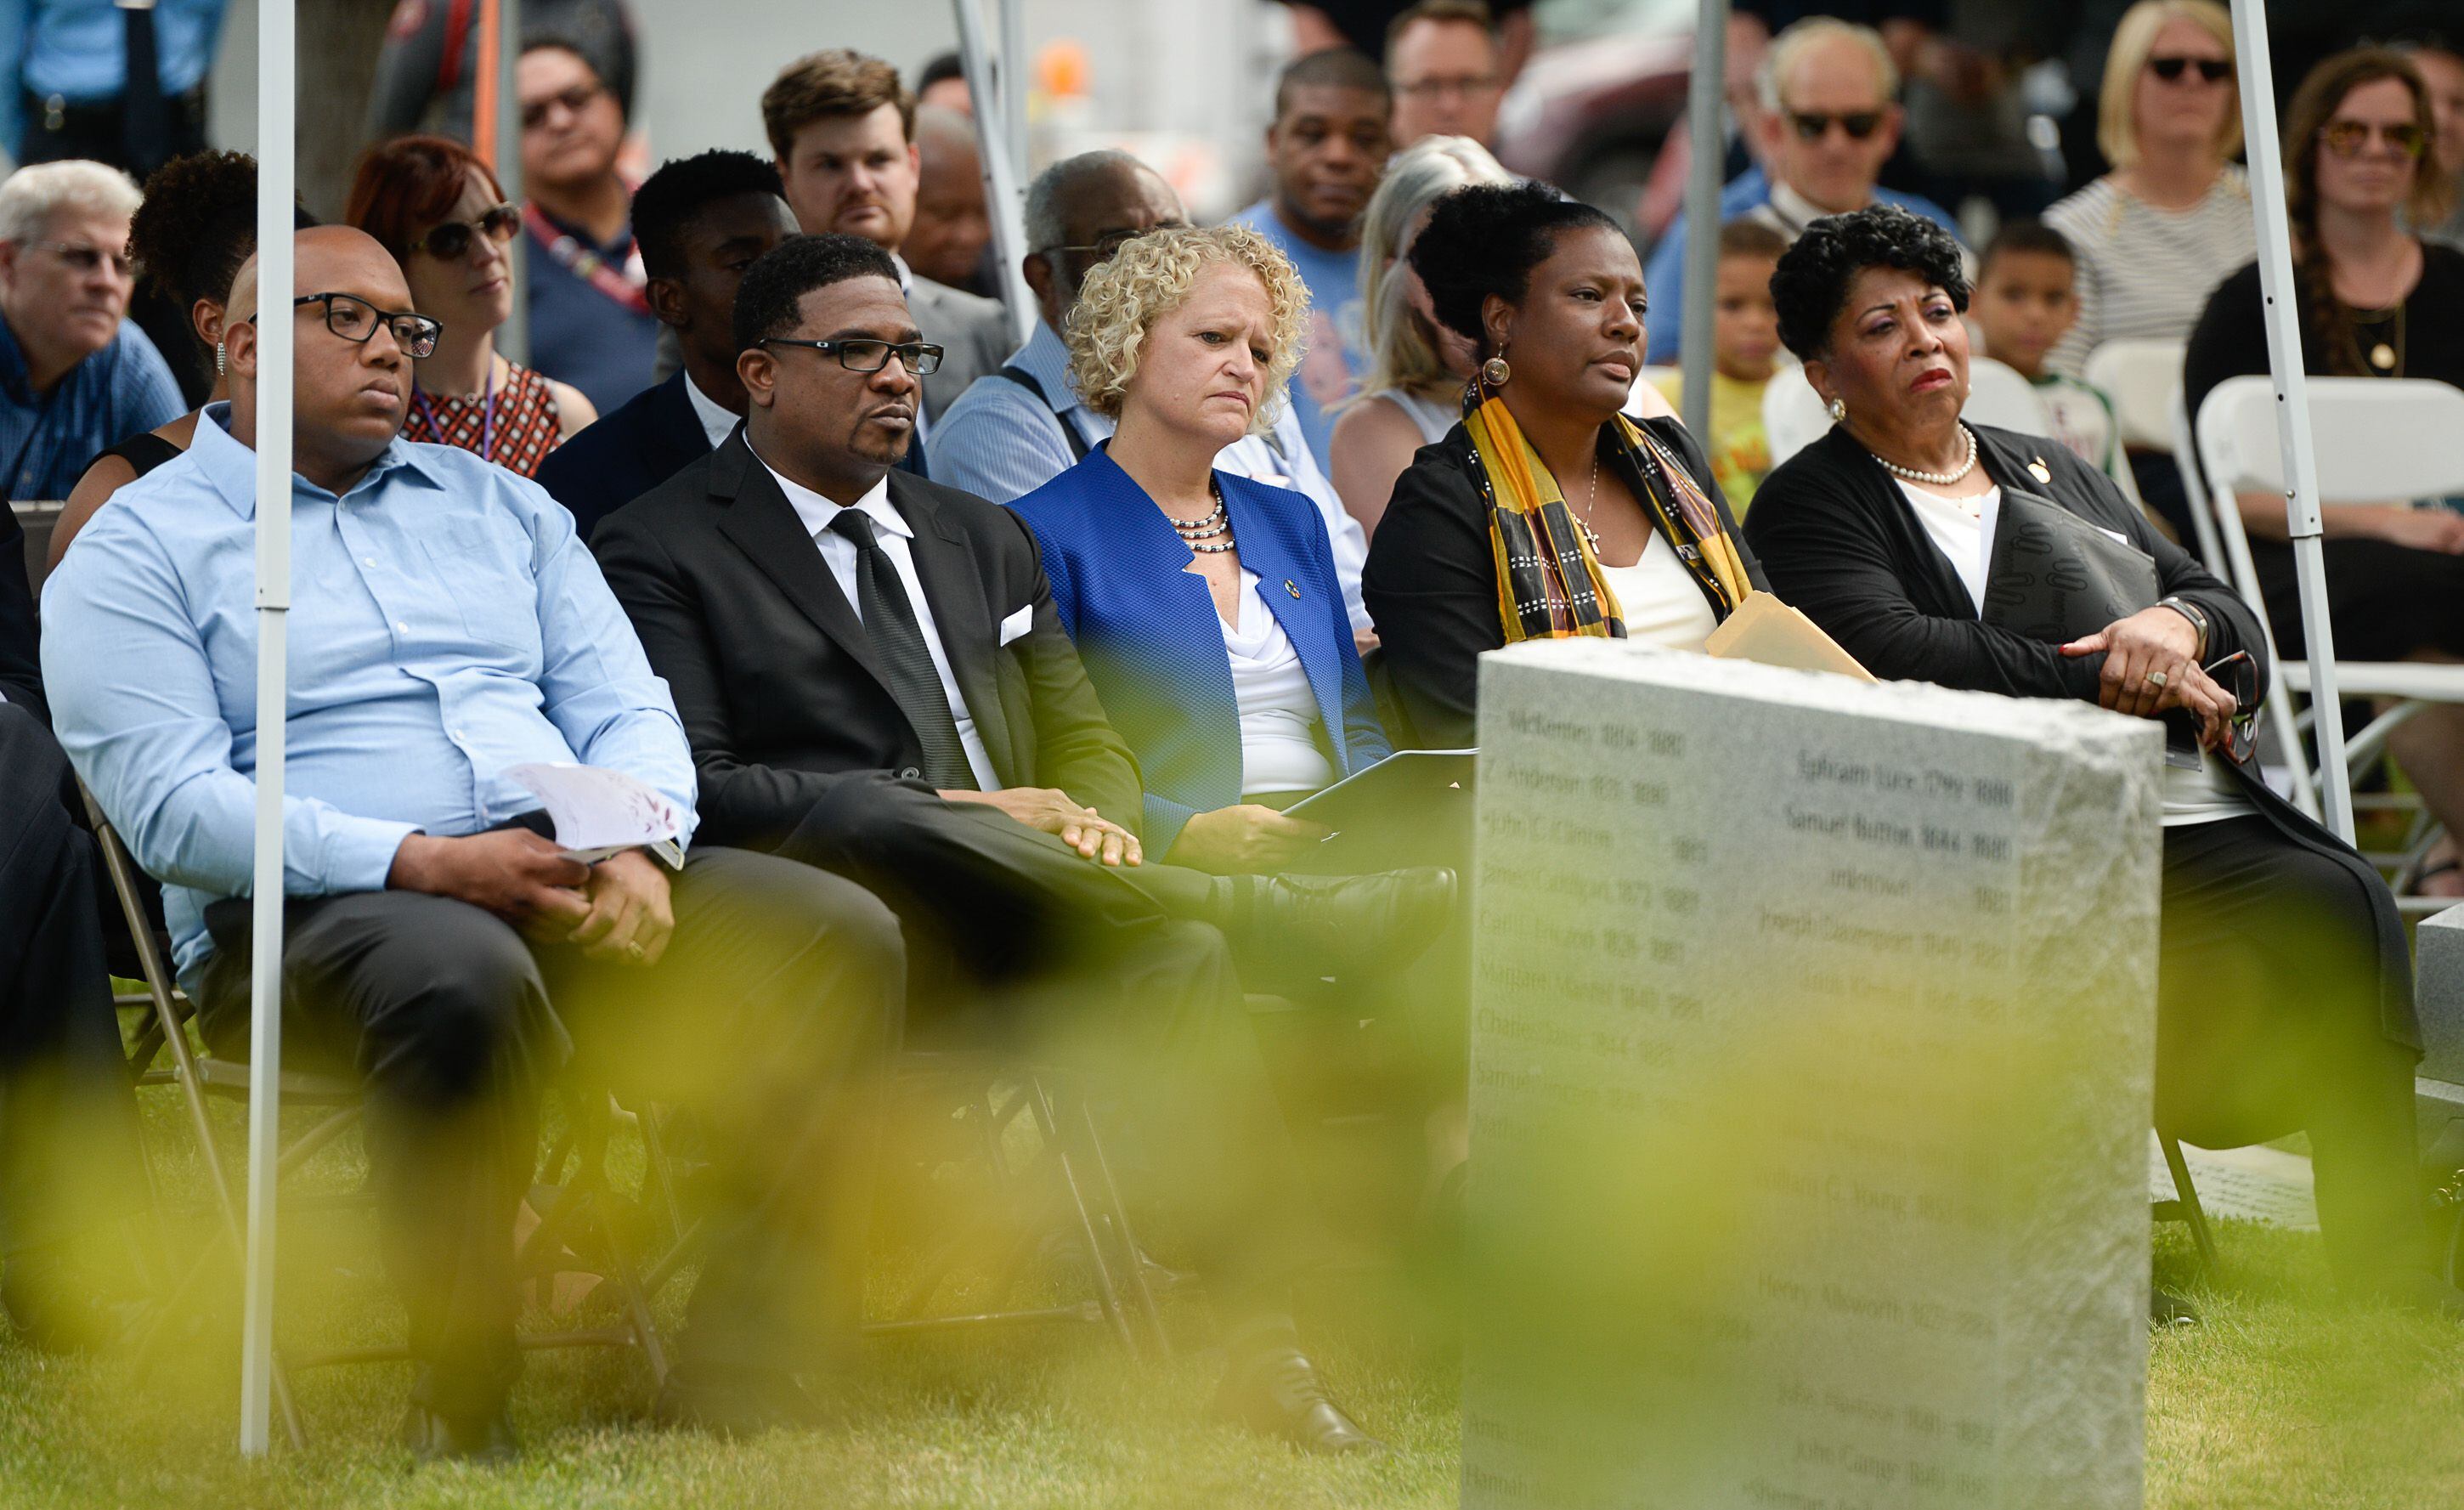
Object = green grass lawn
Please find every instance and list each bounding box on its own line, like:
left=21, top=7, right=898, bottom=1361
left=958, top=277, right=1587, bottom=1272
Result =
left=7, top=1086, right=2464, bottom=1508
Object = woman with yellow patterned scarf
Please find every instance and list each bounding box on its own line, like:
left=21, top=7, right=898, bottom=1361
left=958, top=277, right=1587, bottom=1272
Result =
left=1363, top=183, right=1766, bottom=747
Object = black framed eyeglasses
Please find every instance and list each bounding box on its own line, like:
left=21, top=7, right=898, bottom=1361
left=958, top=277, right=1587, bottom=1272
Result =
left=2319, top=120, right=2427, bottom=160
left=1036, top=223, right=1190, bottom=263
left=2204, top=650, right=2259, bottom=766
left=757, top=336, right=944, bottom=375
left=2147, top=55, right=2231, bottom=84
left=407, top=204, right=521, bottom=260
left=1788, top=110, right=1883, bottom=141
left=1393, top=74, right=1501, bottom=100
left=279, top=292, right=444, bottom=358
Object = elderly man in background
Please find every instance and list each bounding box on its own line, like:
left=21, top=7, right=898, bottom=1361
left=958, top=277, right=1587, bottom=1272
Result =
left=762, top=47, right=1009, bottom=431
left=518, top=32, right=659, bottom=415
left=44, top=227, right=904, bottom=1457
left=1229, top=47, right=1391, bottom=470
left=928, top=150, right=1370, bottom=640
left=906, top=104, right=998, bottom=298
left=0, top=160, right=182, bottom=500
left=1643, top=16, right=1962, bottom=364
left=1386, top=0, right=1506, bottom=149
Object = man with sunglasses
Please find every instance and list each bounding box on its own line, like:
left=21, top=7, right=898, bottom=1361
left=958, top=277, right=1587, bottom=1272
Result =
left=44, top=226, right=907, bottom=1456
left=0, top=159, right=181, bottom=501
left=1643, top=17, right=1963, bottom=365
left=926, top=150, right=1370, bottom=636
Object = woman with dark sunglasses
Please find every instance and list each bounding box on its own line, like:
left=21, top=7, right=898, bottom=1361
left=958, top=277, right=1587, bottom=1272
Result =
left=345, top=135, right=596, bottom=478
left=2042, top=0, right=2252, bottom=386
left=2185, top=47, right=2464, bottom=896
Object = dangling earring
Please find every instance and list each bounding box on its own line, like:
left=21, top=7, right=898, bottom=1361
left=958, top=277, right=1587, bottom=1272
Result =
left=1480, top=340, right=1512, bottom=388
left=214, top=341, right=226, bottom=376
left=1826, top=396, right=1846, bottom=425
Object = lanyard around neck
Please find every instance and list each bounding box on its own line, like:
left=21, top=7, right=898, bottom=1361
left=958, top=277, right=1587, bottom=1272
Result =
left=412, top=361, right=497, bottom=463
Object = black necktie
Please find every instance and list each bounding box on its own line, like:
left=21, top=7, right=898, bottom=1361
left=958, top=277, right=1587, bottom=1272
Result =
left=827, top=509, right=977, bottom=789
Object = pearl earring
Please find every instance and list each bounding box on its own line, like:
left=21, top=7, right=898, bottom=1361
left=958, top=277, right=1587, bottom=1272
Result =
left=1826, top=396, right=1846, bottom=425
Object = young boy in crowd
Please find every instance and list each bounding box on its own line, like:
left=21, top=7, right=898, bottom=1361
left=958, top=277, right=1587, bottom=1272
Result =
left=1970, top=221, right=2117, bottom=472
left=1648, top=218, right=1785, bottom=514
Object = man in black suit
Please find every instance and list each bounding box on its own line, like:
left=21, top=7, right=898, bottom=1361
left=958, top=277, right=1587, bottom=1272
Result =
left=594, top=235, right=1450, bottom=1454
left=0, top=506, right=148, bottom=1350
left=536, top=150, right=800, bottom=539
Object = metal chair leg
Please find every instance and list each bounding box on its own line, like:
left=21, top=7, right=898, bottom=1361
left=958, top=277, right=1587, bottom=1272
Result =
left=2158, top=1129, right=2220, bottom=1275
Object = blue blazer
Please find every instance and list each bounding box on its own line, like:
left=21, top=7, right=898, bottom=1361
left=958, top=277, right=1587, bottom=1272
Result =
left=1010, top=444, right=1390, bottom=857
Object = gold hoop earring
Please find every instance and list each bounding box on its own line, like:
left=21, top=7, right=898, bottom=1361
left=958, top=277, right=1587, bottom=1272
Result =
left=1826, top=396, right=1846, bottom=425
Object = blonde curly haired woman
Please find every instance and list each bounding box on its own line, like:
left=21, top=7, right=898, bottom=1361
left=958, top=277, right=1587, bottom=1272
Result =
left=1009, top=223, right=1395, bottom=875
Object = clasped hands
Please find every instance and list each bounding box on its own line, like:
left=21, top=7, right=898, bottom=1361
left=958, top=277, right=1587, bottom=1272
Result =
left=2060, top=606, right=2235, bottom=750
left=388, top=830, right=674, bottom=966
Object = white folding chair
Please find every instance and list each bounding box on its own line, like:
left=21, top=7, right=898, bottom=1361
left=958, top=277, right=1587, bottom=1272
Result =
left=1960, top=356, right=2053, bottom=434
left=2181, top=375, right=2464, bottom=903
left=1760, top=363, right=1832, bottom=469
left=2083, top=338, right=2187, bottom=534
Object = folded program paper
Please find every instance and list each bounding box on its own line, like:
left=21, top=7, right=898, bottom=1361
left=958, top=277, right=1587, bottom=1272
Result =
left=506, top=763, right=686, bottom=868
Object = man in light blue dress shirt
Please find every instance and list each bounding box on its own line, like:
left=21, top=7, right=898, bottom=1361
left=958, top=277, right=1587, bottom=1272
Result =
left=927, top=150, right=1372, bottom=639
left=42, top=229, right=902, bottom=1456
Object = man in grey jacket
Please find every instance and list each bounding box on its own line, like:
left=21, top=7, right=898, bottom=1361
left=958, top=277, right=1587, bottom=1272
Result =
left=760, top=47, right=1009, bottom=425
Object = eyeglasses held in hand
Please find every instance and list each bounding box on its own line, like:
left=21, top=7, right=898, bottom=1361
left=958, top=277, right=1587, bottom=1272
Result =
left=278, top=292, right=444, bottom=359
left=521, top=81, right=606, bottom=131
left=407, top=205, right=522, bottom=260
left=2146, top=55, right=2231, bottom=84
left=2318, top=120, right=2427, bottom=160
left=2203, top=651, right=2259, bottom=766
left=758, top=336, right=945, bottom=376
left=28, top=240, right=133, bottom=277
left=1788, top=110, right=1883, bottom=142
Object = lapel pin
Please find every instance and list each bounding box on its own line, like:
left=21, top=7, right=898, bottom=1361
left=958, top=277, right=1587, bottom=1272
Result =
left=2027, top=457, right=2053, bottom=485
left=1285, top=580, right=1302, bottom=599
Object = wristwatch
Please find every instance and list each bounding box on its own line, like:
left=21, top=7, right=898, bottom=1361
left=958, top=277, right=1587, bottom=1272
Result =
left=2156, top=596, right=2210, bottom=661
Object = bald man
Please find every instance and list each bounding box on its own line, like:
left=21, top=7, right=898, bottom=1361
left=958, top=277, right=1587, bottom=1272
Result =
left=905, top=104, right=995, bottom=295
left=42, top=227, right=904, bottom=1457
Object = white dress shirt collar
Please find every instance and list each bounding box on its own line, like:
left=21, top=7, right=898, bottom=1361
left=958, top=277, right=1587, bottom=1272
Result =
left=681, top=371, right=740, bottom=452
left=753, top=450, right=911, bottom=545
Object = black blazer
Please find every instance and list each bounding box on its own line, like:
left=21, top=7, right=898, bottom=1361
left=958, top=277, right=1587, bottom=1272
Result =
left=536, top=370, right=715, bottom=543
left=1362, top=415, right=1765, bottom=749
left=2, top=504, right=42, bottom=720
left=590, top=430, right=1146, bottom=851
left=1746, top=421, right=2416, bottom=1049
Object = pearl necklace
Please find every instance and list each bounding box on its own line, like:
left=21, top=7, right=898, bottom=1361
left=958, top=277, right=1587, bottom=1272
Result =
left=1872, top=424, right=1979, bottom=487
left=1166, top=481, right=1239, bottom=554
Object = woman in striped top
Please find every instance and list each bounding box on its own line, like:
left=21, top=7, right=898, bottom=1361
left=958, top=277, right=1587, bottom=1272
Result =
left=2043, top=0, right=2252, bottom=377
left=346, top=135, right=596, bottom=478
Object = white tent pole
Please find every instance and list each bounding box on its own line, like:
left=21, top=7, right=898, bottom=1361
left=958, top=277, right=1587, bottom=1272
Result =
left=492, top=0, right=528, bottom=364
left=957, top=0, right=1036, bottom=346
left=1676, top=0, right=1727, bottom=442
left=2227, top=0, right=2354, bottom=842
left=998, top=0, right=1030, bottom=185
left=239, top=0, right=297, bottom=1459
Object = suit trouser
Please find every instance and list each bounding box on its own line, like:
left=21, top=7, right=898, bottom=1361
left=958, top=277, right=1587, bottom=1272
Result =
left=2160, top=816, right=2428, bottom=1287
left=777, top=772, right=1311, bottom=1328
left=0, top=704, right=150, bottom=1275
left=196, top=846, right=902, bottom=1419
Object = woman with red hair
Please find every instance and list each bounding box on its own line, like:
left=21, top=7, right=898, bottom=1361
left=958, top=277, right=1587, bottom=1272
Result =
left=346, top=135, right=596, bottom=475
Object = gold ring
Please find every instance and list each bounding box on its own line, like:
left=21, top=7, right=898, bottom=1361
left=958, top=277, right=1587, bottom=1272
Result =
left=625, top=941, right=646, bottom=961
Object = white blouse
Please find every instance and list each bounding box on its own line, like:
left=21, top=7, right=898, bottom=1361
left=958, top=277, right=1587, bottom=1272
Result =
left=1220, top=568, right=1337, bottom=797
left=1597, top=530, right=1720, bottom=652
left=1890, top=477, right=2250, bottom=826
